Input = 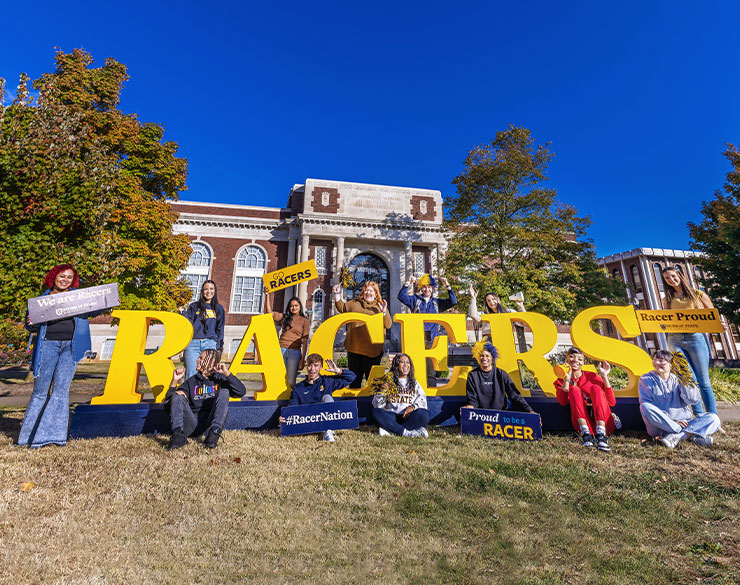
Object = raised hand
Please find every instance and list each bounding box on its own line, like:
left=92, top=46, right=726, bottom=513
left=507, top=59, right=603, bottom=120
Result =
left=325, top=359, right=340, bottom=374
left=172, top=367, right=186, bottom=385
left=597, top=361, right=611, bottom=377
left=469, top=284, right=477, bottom=299
left=440, top=277, right=449, bottom=288
left=332, top=283, right=342, bottom=295
left=215, top=363, right=230, bottom=376
left=379, top=299, right=388, bottom=314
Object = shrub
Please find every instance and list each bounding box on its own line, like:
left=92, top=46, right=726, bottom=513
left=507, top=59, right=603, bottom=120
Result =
left=0, top=319, right=32, bottom=367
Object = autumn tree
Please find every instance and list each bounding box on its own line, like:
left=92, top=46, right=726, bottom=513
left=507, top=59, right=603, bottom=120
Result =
left=0, top=49, right=192, bottom=320
left=689, top=143, right=740, bottom=325
left=442, top=126, right=626, bottom=322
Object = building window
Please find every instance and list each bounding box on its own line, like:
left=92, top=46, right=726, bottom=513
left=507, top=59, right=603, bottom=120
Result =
left=413, top=251, right=425, bottom=277
left=630, top=265, right=642, bottom=293
left=231, top=245, right=267, bottom=313
left=653, top=263, right=664, bottom=293
left=346, top=253, right=391, bottom=301
left=612, top=268, right=620, bottom=280
left=694, top=266, right=705, bottom=291
left=315, top=245, right=327, bottom=276
left=182, top=242, right=212, bottom=302
left=101, top=339, right=116, bottom=360
left=312, top=289, right=325, bottom=322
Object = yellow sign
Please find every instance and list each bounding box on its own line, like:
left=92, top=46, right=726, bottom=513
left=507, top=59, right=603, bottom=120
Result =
left=636, top=309, right=723, bottom=333
left=262, top=260, right=317, bottom=293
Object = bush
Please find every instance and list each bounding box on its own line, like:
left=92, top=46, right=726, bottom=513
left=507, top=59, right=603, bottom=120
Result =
left=0, top=319, right=32, bottom=367
left=710, top=368, right=740, bottom=403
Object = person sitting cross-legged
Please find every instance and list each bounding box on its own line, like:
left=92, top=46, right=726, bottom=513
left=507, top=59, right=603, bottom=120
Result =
left=165, top=349, right=246, bottom=450
left=371, top=353, right=430, bottom=438
left=639, top=349, right=722, bottom=449
left=279, top=354, right=356, bottom=442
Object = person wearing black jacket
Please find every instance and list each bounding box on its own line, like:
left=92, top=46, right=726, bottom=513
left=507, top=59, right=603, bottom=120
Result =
left=164, top=349, right=246, bottom=450
left=463, top=342, right=535, bottom=413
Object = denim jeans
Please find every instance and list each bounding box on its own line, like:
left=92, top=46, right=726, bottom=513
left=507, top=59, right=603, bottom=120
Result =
left=372, top=407, right=430, bottom=436
left=666, top=333, right=717, bottom=414
left=169, top=389, right=229, bottom=436
left=184, top=338, right=218, bottom=379
left=640, top=403, right=721, bottom=439
left=281, top=347, right=302, bottom=388
left=18, top=340, right=78, bottom=447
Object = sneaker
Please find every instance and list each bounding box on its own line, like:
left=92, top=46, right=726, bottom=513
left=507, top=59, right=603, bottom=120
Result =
left=378, top=427, right=393, bottom=437
left=659, top=432, right=683, bottom=449
left=416, top=427, right=429, bottom=439
left=203, top=428, right=222, bottom=449
left=322, top=429, right=336, bottom=442
left=595, top=432, right=611, bottom=452
left=612, top=413, right=623, bottom=431
left=581, top=432, right=595, bottom=448
left=691, top=434, right=713, bottom=447
left=168, top=430, right=187, bottom=450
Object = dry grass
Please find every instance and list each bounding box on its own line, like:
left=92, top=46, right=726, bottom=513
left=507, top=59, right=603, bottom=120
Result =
left=0, top=408, right=739, bottom=585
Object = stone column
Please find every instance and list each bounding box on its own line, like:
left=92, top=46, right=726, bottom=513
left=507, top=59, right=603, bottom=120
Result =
left=287, top=234, right=297, bottom=298
left=404, top=240, right=413, bottom=283
left=335, top=236, right=345, bottom=280
left=298, top=234, right=310, bottom=306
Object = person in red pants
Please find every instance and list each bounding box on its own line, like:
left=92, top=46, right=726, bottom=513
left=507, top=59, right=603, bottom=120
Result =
left=554, top=347, right=616, bottom=452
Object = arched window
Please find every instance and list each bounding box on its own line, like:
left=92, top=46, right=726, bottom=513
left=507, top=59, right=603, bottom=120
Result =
left=653, top=263, right=664, bottom=293
left=312, top=289, right=325, bottom=322
left=630, top=265, right=642, bottom=293
left=182, top=242, right=212, bottom=302
left=232, top=246, right=267, bottom=313
left=612, top=268, right=620, bottom=280
left=346, top=253, right=390, bottom=301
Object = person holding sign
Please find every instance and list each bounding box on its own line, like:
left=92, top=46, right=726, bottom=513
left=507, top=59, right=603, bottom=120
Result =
left=661, top=267, right=717, bottom=415
left=462, top=342, right=536, bottom=413
left=165, top=349, right=246, bottom=450
left=19, top=265, right=104, bottom=448
left=468, top=287, right=525, bottom=340
left=398, top=274, right=458, bottom=387
left=264, top=288, right=309, bottom=388
left=279, top=354, right=356, bottom=441
left=639, top=350, right=721, bottom=448
left=182, top=280, right=225, bottom=379
left=554, top=347, right=616, bottom=452
left=371, top=353, right=430, bottom=438
left=333, top=281, right=392, bottom=388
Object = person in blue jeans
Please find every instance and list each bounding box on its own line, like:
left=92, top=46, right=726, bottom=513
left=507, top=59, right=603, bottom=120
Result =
left=661, top=267, right=717, bottom=414
left=19, top=264, right=105, bottom=448
left=182, top=280, right=225, bottom=379
left=372, top=353, right=430, bottom=438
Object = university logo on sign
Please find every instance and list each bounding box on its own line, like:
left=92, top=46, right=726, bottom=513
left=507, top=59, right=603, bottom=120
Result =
left=280, top=401, right=359, bottom=436
left=461, top=408, right=542, bottom=441
left=635, top=309, right=723, bottom=333
left=28, top=283, right=120, bottom=325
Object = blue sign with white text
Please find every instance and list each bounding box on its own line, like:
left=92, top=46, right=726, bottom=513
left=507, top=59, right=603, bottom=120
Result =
left=461, top=408, right=542, bottom=441
left=280, top=400, right=359, bottom=436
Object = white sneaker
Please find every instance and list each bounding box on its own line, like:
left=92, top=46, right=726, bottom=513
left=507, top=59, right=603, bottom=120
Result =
left=416, top=427, right=429, bottom=439
left=691, top=434, right=713, bottom=447
left=659, top=432, right=683, bottom=449
left=378, top=427, right=393, bottom=437
left=322, top=429, right=336, bottom=442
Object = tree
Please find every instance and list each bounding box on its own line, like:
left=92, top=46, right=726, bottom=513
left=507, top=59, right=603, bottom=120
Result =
left=442, top=126, right=626, bottom=322
left=688, top=143, right=740, bottom=325
left=0, top=49, right=192, bottom=320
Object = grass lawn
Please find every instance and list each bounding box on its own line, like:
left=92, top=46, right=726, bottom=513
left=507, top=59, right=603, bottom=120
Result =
left=0, top=408, right=738, bottom=585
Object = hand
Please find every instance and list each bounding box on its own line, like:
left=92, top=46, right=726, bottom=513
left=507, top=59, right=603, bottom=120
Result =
left=407, top=276, right=416, bottom=287
left=298, top=358, right=305, bottom=370
left=263, top=285, right=270, bottom=295
left=172, top=367, right=186, bottom=385
left=325, top=359, right=340, bottom=374
left=26, top=314, right=32, bottom=326
left=379, top=299, right=388, bottom=314
left=460, top=405, right=474, bottom=414
left=279, top=416, right=286, bottom=424
left=440, top=277, right=449, bottom=288
left=677, top=420, right=689, bottom=429
left=215, top=363, right=230, bottom=376
left=514, top=300, right=525, bottom=310
left=469, top=285, right=477, bottom=299
left=402, top=406, right=414, bottom=419
left=332, top=283, right=341, bottom=295
left=175, top=390, right=187, bottom=397
left=597, top=361, right=611, bottom=377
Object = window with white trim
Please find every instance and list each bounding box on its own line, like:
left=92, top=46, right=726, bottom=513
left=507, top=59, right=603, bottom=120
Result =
left=413, top=251, right=425, bottom=277
left=315, top=246, right=327, bottom=276
left=101, top=339, right=116, bottom=360
left=182, top=242, right=212, bottom=302
left=231, top=246, right=267, bottom=313
left=312, top=289, right=325, bottom=322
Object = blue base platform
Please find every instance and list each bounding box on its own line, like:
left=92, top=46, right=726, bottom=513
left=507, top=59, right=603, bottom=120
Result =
left=69, top=396, right=645, bottom=439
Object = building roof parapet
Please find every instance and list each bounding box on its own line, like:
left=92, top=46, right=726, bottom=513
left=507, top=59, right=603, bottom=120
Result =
left=597, top=247, right=704, bottom=264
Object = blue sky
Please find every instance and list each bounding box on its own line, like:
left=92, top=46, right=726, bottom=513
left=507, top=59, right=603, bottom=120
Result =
left=1, top=1, right=738, bottom=256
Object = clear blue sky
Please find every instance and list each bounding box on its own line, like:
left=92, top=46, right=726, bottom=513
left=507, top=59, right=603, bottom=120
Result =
left=2, top=1, right=738, bottom=256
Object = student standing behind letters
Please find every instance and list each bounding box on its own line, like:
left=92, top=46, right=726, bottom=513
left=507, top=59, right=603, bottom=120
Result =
left=182, top=280, right=225, bottom=379
left=264, top=287, right=309, bottom=388
left=468, top=286, right=525, bottom=341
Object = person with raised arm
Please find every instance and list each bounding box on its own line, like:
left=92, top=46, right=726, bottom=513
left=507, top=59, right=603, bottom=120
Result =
left=639, top=349, right=721, bottom=448
left=333, top=280, right=392, bottom=388
left=554, top=347, right=617, bottom=452
left=468, top=286, right=525, bottom=341
left=264, top=287, right=309, bottom=388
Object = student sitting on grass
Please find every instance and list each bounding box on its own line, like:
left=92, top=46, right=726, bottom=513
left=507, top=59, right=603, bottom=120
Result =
left=639, top=349, right=722, bottom=449
left=165, top=349, right=246, bottom=450
left=371, top=353, right=430, bottom=438
left=279, top=353, right=356, bottom=442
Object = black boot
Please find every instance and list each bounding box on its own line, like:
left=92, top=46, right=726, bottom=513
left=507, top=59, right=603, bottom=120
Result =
left=168, top=429, right=187, bottom=450
left=204, top=428, right=222, bottom=449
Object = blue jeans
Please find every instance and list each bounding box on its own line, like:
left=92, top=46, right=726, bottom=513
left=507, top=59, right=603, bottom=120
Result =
left=666, top=333, right=717, bottom=414
left=281, top=347, right=302, bottom=388
left=184, top=338, right=218, bottom=379
left=18, top=340, right=78, bottom=447
left=640, top=403, right=721, bottom=439
left=372, top=407, right=430, bottom=436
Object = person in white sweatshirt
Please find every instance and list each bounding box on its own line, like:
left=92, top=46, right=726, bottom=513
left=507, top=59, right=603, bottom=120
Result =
left=372, top=353, right=430, bottom=438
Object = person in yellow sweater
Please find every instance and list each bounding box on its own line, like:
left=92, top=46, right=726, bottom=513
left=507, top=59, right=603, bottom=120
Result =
left=332, top=280, right=392, bottom=388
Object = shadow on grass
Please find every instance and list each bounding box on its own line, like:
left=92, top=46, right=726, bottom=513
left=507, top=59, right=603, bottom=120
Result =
left=0, top=407, right=23, bottom=442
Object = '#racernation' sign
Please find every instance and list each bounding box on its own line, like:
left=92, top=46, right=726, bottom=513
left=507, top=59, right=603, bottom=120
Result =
left=28, top=283, right=120, bottom=325
left=461, top=408, right=542, bottom=441
left=280, top=400, right=359, bottom=436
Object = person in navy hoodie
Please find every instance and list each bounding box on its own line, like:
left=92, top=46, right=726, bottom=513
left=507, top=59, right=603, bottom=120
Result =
left=165, top=349, right=246, bottom=450
left=397, top=273, right=458, bottom=387
left=182, top=280, right=225, bottom=379
left=279, top=353, right=356, bottom=442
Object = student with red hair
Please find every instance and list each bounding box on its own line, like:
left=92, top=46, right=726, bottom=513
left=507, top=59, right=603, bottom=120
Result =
left=18, top=264, right=100, bottom=448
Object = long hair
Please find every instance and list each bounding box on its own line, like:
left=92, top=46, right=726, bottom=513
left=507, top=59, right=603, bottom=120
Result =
left=282, top=296, right=305, bottom=331
left=197, top=348, right=220, bottom=377
left=483, top=293, right=504, bottom=314
left=661, top=268, right=704, bottom=309
left=43, top=264, right=80, bottom=290
left=360, top=280, right=383, bottom=306
left=390, top=353, right=416, bottom=390
left=197, top=280, right=220, bottom=323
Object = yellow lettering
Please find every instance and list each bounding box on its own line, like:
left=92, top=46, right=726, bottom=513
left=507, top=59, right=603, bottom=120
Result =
left=503, top=425, right=514, bottom=438
left=523, top=427, right=534, bottom=440
left=483, top=423, right=494, bottom=436
left=493, top=424, right=505, bottom=437
left=229, top=314, right=287, bottom=400
left=514, top=426, right=523, bottom=439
